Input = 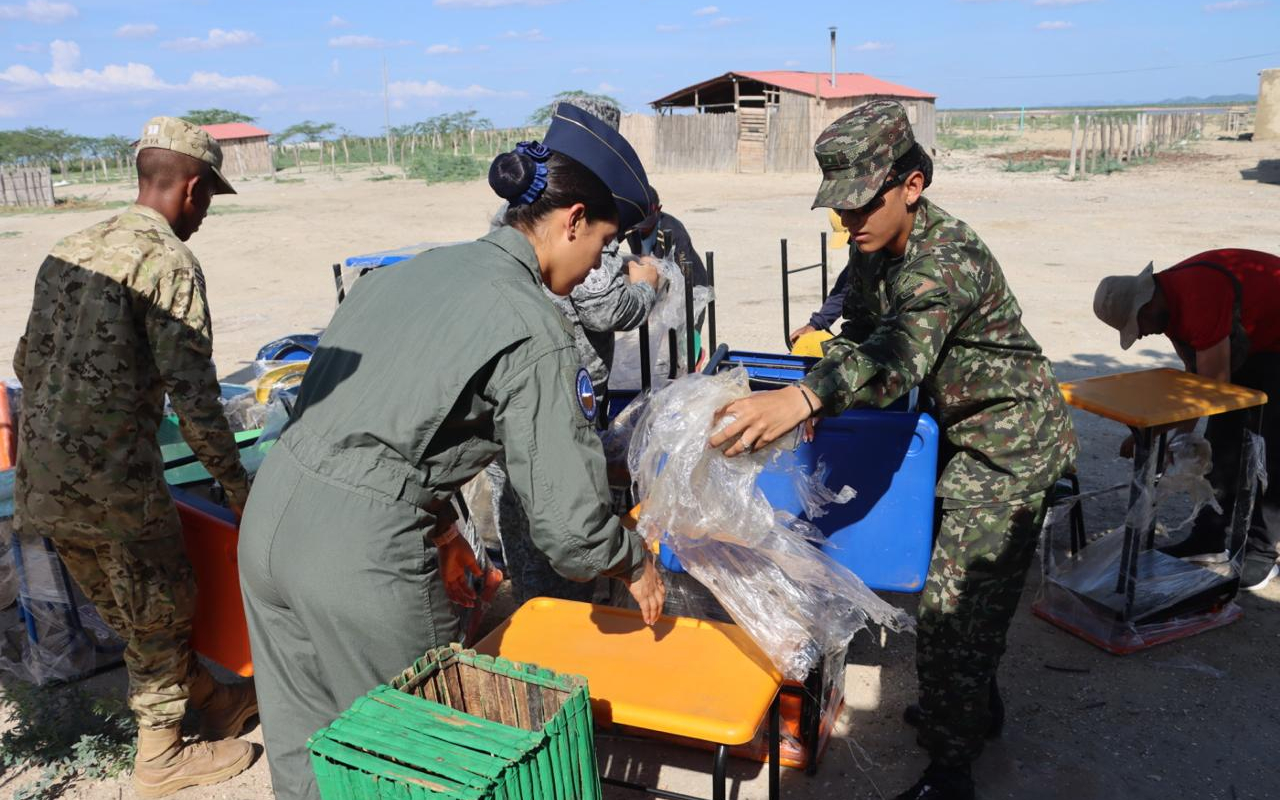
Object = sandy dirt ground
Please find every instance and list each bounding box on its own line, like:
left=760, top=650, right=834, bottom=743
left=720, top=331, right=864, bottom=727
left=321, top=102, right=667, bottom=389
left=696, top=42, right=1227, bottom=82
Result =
left=1, top=125, right=1279, bottom=800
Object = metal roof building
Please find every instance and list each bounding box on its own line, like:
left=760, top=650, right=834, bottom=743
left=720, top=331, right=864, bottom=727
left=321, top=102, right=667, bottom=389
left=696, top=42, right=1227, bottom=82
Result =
left=201, top=122, right=273, bottom=178
left=629, top=70, right=936, bottom=173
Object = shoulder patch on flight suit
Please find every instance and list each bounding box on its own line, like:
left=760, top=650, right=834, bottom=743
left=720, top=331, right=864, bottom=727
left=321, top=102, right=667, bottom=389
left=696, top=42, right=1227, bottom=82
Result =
left=575, top=368, right=597, bottom=422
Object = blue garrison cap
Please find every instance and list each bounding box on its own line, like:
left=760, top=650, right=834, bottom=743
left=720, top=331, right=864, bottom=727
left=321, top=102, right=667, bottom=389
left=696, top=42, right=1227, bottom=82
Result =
left=543, top=102, right=650, bottom=235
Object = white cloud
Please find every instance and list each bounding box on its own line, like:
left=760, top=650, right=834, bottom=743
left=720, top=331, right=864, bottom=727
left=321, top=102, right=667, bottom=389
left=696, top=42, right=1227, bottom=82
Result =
left=328, top=14, right=350, bottom=27
left=327, top=34, right=413, bottom=48
left=854, top=41, right=892, bottom=51
left=1036, top=19, right=1074, bottom=28
left=434, top=0, right=566, bottom=6
left=388, top=79, right=518, bottom=99
left=1204, top=0, right=1264, bottom=10
left=0, top=39, right=279, bottom=94
left=597, top=82, right=619, bottom=93
left=475, top=43, right=491, bottom=52
left=425, top=43, right=463, bottom=54
left=655, top=23, right=681, bottom=32
left=0, top=63, right=44, bottom=87
left=693, top=4, right=719, bottom=14
left=14, top=42, right=43, bottom=53
left=185, top=71, right=278, bottom=93
left=115, top=23, right=158, bottom=39
left=164, top=29, right=261, bottom=51
left=708, top=16, right=745, bottom=27
left=784, top=59, right=801, bottom=67
left=1034, top=0, right=1099, bottom=5
left=330, top=59, right=340, bottom=76
left=500, top=28, right=547, bottom=41
left=0, top=1, right=77, bottom=23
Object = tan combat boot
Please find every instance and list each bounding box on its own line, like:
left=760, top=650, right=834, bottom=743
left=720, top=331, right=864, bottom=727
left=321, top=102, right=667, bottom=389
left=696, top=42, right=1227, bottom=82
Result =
left=188, top=664, right=259, bottom=740
left=132, top=725, right=254, bottom=798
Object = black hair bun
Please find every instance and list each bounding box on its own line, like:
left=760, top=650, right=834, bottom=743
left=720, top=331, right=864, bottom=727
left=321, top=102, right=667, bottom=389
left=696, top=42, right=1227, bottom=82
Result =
left=489, top=151, right=536, bottom=202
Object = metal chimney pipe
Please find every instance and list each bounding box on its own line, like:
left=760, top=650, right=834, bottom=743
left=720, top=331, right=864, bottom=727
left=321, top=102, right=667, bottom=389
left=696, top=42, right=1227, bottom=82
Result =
left=829, top=26, right=837, bottom=87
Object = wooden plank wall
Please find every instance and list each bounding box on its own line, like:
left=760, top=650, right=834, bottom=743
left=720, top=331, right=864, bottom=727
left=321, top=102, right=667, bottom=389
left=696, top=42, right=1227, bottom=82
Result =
left=809, top=95, right=936, bottom=154
left=766, top=90, right=812, bottom=173
left=0, top=166, right=55, bottom=207
left=643, top=113, right=738, bottom=173
left=221, top=137, right=274, bottom=176
left=619, top=114, right=656, bottom=171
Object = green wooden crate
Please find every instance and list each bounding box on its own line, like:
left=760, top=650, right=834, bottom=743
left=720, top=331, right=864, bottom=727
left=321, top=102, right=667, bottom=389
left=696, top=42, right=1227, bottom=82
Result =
left=308, top=645, right=600, bottom=800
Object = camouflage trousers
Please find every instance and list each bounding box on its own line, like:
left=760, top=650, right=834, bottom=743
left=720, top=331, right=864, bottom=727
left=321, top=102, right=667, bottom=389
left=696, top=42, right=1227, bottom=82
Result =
left=916, top=491, right=1049, bottom=767
left=52, top=531, right=197, bottom=729
left=484, top=458, right=594, bottom=605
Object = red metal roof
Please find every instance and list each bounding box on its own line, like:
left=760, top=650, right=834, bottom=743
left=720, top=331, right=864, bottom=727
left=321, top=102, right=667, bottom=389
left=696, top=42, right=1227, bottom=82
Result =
left=652, top=70, right=935, bottom=106
left=201, top=122, right=270, bottom=141
left=739, top=71, right=934, bottom=100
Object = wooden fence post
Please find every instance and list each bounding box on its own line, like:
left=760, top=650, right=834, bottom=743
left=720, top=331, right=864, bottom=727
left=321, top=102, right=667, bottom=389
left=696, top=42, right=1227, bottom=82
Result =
left=1081, top=115, right=1091, bottom=176
left=1068, top=115, right=1079, bottom=179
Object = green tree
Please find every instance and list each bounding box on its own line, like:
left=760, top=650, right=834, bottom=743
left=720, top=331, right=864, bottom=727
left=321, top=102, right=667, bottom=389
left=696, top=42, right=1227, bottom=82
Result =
left=181, top=108, right=256, bottom=126
left=526, top=90, right=620, bottom=125
left=275, top=120, right=336, bottom=143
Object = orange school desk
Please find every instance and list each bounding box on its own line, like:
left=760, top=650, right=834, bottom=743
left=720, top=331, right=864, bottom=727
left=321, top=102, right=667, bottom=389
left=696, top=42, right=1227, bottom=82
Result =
left=1056, top=368, right=1267, bottom=629
left=172, top=488, right=253, bottom=677
left=475, top=598, right=783, bottom=800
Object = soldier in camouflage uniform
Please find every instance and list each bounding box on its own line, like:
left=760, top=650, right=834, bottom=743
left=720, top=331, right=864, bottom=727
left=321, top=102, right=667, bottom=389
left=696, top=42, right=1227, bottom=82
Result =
left=13, top=117, right=259, bottom=798
left=486, top=97, right=660, bottom=604
left=709, top=101, right=1078, bottom=800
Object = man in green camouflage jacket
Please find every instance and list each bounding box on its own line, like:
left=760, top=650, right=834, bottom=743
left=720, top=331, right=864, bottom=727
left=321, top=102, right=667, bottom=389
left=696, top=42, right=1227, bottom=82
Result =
left=13, top=116, right=258, bottom=798
left=710, top=101, right=1078, bottom=800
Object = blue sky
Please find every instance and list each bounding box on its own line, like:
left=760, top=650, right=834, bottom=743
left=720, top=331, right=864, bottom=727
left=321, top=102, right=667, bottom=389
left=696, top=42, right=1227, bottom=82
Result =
left=1, top=0, right=1276, bottom=136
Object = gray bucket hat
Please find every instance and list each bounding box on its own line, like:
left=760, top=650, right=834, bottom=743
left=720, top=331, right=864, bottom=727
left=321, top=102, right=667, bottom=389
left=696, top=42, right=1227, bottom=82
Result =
left=1093, top=262, right=1157, bottom=350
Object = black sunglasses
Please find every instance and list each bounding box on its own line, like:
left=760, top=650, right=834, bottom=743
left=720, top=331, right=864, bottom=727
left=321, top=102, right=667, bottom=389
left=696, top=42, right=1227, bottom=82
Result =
left=844, top=172, right=907, bottom=217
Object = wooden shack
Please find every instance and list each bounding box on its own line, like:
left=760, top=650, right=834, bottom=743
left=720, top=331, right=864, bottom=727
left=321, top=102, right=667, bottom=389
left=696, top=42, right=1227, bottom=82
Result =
left=201, top=123, right=273, bottom=178
left=623, top=70, right=936, bottom=174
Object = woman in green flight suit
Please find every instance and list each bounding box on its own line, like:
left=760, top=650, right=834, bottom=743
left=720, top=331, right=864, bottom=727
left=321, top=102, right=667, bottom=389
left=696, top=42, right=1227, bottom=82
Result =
left=238, top=104, right=666, bottom=800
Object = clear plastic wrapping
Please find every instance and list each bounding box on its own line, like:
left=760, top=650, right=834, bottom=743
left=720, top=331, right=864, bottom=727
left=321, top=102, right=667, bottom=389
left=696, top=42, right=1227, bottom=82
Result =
left=0, top=521, right=100, bottom=685
left=220, top=390, right=269, bottom=433
left=1032, top=434, right=1266, bottom=654
left=628, top=368, right=912, bottom=680
left=611, top=257, right=713, bottom=391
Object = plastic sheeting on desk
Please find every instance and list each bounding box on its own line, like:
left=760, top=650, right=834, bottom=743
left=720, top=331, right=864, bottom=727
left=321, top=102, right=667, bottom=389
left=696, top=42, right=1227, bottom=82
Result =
left=1031, top=434, right=1266, bottom=654
left=628, top=368, right=912, bottom=681
left=612, top=257, right=713, bottom=392
left=0, top=470, right=118, bottom=684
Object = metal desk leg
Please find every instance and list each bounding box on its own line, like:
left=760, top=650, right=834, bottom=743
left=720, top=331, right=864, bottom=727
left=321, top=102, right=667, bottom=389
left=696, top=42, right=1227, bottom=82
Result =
left=768, top=693, right=781, bottom=800
left=712, top=745, right=729, bottom=800
left=1118, top=427, right=1157, bottom=619
left=1227, top=406, right=1266, bottom=575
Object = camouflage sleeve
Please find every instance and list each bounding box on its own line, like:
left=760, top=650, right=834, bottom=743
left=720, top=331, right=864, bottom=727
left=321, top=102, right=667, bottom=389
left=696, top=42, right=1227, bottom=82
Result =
left=570, top=252, right=658, bottom=334
left=802, top=259, right=956, bottom=414
left=13, top=334, right=27, bottom=383
left=145, top=265, right=250, bottom=507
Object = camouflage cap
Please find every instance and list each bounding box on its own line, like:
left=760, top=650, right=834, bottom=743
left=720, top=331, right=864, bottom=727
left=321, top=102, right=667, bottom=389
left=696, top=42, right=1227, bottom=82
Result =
left=136, top=116, right=236, bottom=195
left=811, top=100, right=915, bottom=210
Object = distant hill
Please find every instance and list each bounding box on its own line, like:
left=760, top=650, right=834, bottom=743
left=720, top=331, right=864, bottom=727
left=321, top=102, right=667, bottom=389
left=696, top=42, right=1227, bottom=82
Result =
left=945, top=94, right=1257, bottom=112
left=1153, top=93, right=1256, bottom=105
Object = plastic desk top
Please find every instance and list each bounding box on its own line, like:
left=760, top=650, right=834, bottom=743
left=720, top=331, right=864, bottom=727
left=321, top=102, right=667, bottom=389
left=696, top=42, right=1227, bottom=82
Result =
left=1061, top=368, right=1268, bottom=429
left=474, top=598, right=781, bottom=746
left=342, top=241, right=460, bottom=269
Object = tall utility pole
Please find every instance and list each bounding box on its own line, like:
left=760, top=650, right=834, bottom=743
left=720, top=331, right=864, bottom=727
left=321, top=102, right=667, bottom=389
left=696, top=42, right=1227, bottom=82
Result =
left=829, top=26, right=837, bottom=87
left=382, top=55, right=393, bottom=166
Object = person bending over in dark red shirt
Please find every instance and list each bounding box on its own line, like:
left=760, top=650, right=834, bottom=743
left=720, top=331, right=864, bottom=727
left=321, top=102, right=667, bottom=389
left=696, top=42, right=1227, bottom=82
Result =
left=1094, top=248, right=1280, bottom=591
